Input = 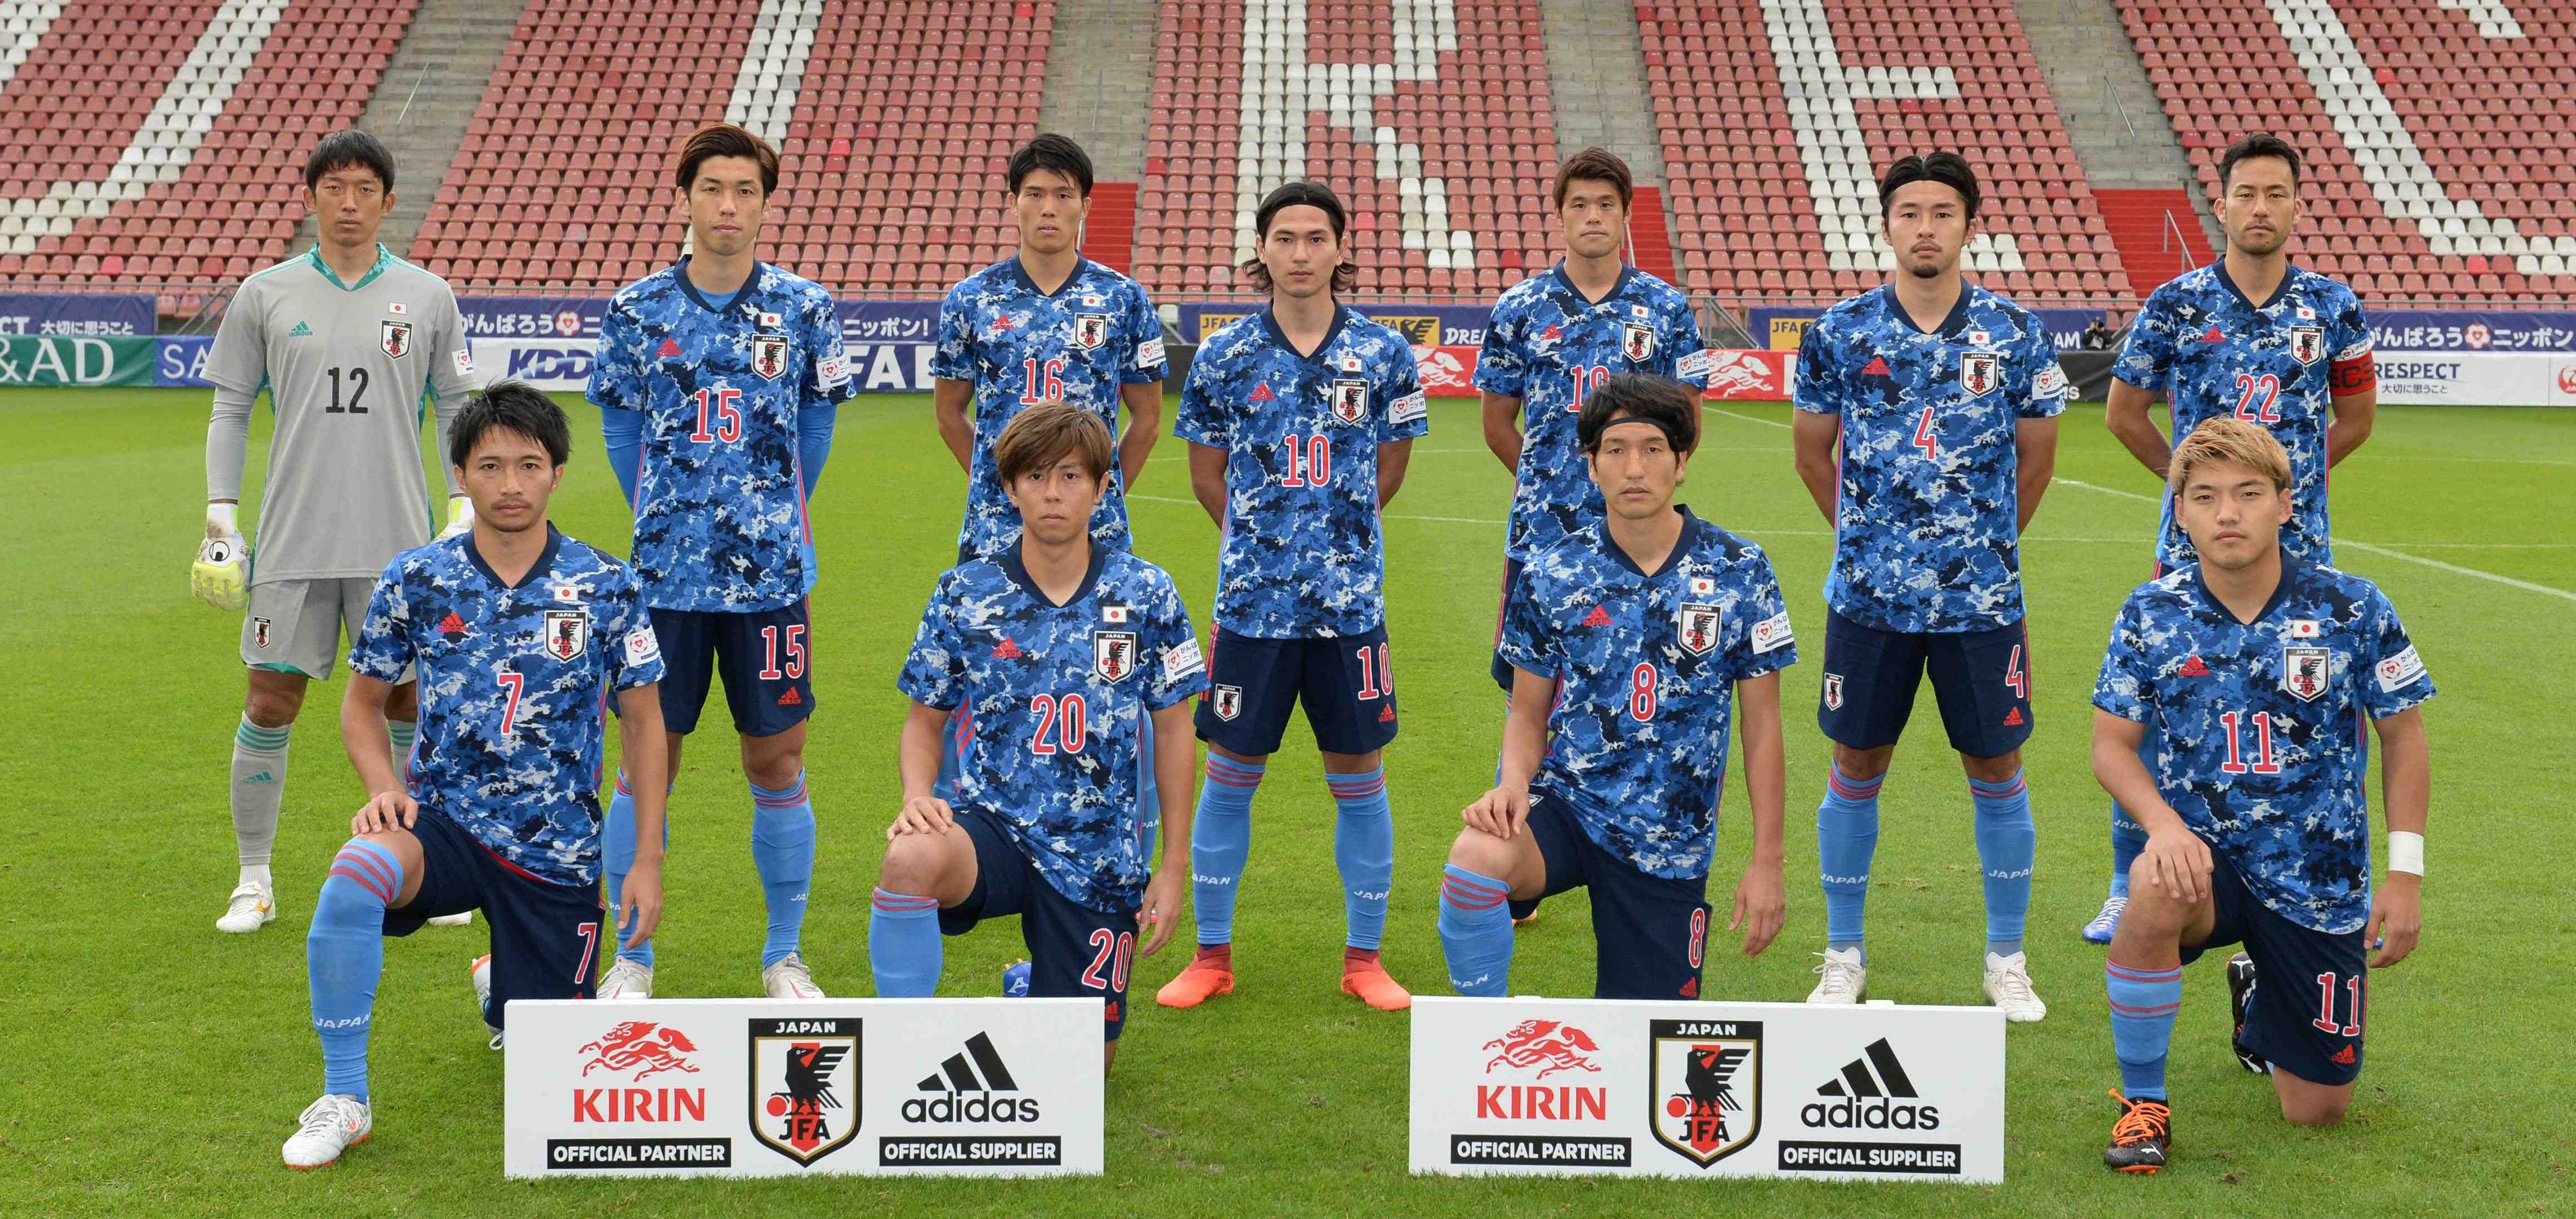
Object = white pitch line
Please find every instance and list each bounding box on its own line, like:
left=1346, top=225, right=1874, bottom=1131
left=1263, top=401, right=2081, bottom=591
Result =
left=1703, top=406, right=1792, bottom=430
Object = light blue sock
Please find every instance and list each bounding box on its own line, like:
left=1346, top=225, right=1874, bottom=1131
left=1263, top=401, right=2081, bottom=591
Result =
left=1328, top=767, right=1394, bottom=950
left=1818, top=763, right=1883, bottom=960
left=309, top=839, right=405, bottom=1102
left=1190, top=754, right=1263, bottom=946
left=868, top=888, right=942, bottom=996
left=750, top=772, right=817, bottom=968
left=2107, top=960, right=2183, bottom=1101
left=601, top=772, right=665, bottom=966
left=1971, top=769, right=2036, bottom=959
left=1437, top=864, right=1514, bottom=996
left=2109, top=803, right=2146, bottom=899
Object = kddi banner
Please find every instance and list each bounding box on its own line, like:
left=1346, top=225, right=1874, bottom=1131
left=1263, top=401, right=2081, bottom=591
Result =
left=1410, top=997, right=2004, bottom=1183
left=503, top=998, right=1104, bottom=1178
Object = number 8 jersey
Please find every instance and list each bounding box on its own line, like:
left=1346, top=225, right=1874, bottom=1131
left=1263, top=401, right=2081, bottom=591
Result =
left=898, top=544, right=1209, bottom=913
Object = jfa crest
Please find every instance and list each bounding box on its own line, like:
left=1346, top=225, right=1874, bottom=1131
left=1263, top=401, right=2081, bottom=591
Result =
left=1648, top=1019, right=1762, bottom=1168
left=1094, top=630, right=1138, bottom=683
left=752, top=334, right=790, bottom=381
left=1211, top=684, right=1244, bottom=721
left=2289, top=326, right=2324, bottom=366
left=1074, top=312, right=1111, bottom=351
left=1960, top=350, right=1999, bottom=397
left=2282, top=645, right=2331, bottom=702
left=1676, top=603, right=1721, bottom=656
left=1330, top=378, right=1370, bottom=425
left=252, top=616, right=272, bottom=649
left=1622, top=321, right=1655, bottom=363
left=749, top=1017, right=859, bottom=1166
left=1823, top=672, right=1845, bottom=711
left=543, top=609, right=588, bottom=660
left=380, top=320, right=411, bottom=359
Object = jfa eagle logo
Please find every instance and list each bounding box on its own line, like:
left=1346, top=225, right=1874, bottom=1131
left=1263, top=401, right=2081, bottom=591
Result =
left=579, top=1021, right=701, bottom=1081
left=1330, top=378, right=1370, bottom=424
left=1094, top=630, right=1138, bottom=683
left=1650, top=1019, right=1762, bottom=1167
left=2290, top=326, right=2324, bottom=365
left=1074, top=312, right=1111, bottom=350
left=1482, top=1019, right=1602, bottom=1080
left=2282, top=644, right=2331, bottom=702
left=1960, top=350, right=1999, bottom=397
left=381, top=320, right=411, bottom=359
left=1623, top=321, right=1655, bottom=363
left=1210, top=684, right=1244, bottom=722
left=1676, top=602, right=1721, bottom=656
left=544, top=608, right=587, bottom=660
left=750, top=1017, right=859, bottom=1165
left=752, top=334, right=790, bottom=381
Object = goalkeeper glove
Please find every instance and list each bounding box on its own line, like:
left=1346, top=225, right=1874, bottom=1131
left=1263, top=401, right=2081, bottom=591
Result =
left=192, top=503, right=249, bottom=611
left=437, top=495, right=476, bottom=541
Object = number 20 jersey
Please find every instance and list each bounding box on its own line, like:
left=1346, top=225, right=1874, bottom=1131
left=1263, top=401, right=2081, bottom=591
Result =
left=898, top=545, right=1209, bottom=912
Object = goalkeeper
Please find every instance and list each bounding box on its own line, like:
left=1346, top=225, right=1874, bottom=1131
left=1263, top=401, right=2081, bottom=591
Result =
left=196, top=129, right=484, bottom=936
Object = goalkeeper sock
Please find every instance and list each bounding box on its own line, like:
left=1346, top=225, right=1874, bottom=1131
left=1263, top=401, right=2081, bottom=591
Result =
left=232, top=715, right=292, bottom=873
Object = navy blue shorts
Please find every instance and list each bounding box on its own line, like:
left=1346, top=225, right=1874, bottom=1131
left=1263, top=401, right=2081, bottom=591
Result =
left=1490, top=556, right=1523, bottom=691
left=385, top=806, right=603, bottom=1028
left=1503, top=790, right=1713, bottom=1001
left=1817, top=607, right=2033, bottom=757
left=650, top=599, right=815, bottom=737
left=2180, top=852, right=2368, bottom=1086
left=1196, top=624, right=1399, bottom=756
left=939, top=809, right=1138, bottom=1042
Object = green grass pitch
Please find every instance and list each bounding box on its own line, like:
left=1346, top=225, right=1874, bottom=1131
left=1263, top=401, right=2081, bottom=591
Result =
left=1, top=387, right=2570, bottom=1215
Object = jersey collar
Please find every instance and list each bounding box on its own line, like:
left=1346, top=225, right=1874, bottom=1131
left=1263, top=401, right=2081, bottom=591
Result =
left=1601, top=504, right=1702, bottom=579
left=1010, top=255, right=1093, bottom=298
left=2214, top=259, right=2299, bottom=313
left=304, top=243, right=393, bottom=292
left=1881, top=282, right=1975, bottom=338
left=1001, top=535, right=1109, bottom=609
left=674, top=256, right=765, bottom=316
left=464, top=523, right=565, bottom=592
left=1548, top=260, right=1636, bottom=308
left=1261, top=303, right=1350, bottom=362
left=2190, top=555, right=2306, bottom=626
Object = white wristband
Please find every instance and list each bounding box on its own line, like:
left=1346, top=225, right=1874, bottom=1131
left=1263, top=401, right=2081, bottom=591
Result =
left=207, top=502, right=238, bottom=532
left=2387, top=830, right=2424, bottom=876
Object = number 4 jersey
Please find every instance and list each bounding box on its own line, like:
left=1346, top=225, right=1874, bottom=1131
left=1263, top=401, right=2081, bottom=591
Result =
left=2092, top=560, right=2434, bottom=934
left=898, top=544, right=1209, bottom=913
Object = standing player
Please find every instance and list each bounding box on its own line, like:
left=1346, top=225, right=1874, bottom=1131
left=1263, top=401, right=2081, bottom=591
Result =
left=1154, top=180, right=1428, bottom=1012
left=2084, top=133, right=2379, bottom=944
left=197, top=129, right=482, bottom=934
left=586, top=122, right=854, bottom=1000
left=869, top=406, right=1203, bottom=1059
left=283, top=383, right=668, bottom=1169
left=1437, top=377, right=1791, bottom=999
left=1790, top=153, right=2068, bottom=1020
left=1476, top=147, right=1712, bottom=691
left=2092, top=419, right=2430, bottom=1173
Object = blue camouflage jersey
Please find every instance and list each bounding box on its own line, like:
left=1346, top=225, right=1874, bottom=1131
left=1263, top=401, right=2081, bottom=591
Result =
left=1176, top=305, right=1429, bottom=638
left=587, top=259, right=856, bottom=612
left=2093, top=560, right=2433, bottom=934
left=2113, top=263, right=2373, bottom=569
left=1498, top=509, right=1798, bottom=879
left=1795, top=283, right=2070, bottom=632
left=349, top=527, right=666, bottom=888
left=934, top=257, right=1169, bottom=559
left=1476, top=264, right=1712, bottom=560
left=898, top=543, right=1209, bottom=912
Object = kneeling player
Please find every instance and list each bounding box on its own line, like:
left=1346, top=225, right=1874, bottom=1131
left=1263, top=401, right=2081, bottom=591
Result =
left=1438, top=376, right=1791, bottom=999
left=2092, top=419, right=2431, bottom=1173
left=869, top=405, right=1203, bottom=1061
left=284, top=383, right=669, bottom=1169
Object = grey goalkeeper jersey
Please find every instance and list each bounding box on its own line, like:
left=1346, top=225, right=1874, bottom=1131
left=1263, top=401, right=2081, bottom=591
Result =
left=206, top=245, right=482, bottom=585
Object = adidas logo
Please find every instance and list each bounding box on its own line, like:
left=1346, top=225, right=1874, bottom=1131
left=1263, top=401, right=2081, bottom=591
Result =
left=287, top=321, right=312, bottom=337
left=1861, top=355, right=1892, bottom=377
left=1541, top=323, right=1562, bottom=341
left=2001, top=707, right=2024, bottom=727
left=1248, top=383, right=1275, bottom=402
left=991, top=637, right=1022, bottom=660
left=658, top=338, right=683, bottom=358
left=244, top=770, right=275, bottom=783
left=437, top=611, right=468, bottom=637
left=2330, top=1044, right=2355, bottom=1065
left=902, top=1032, right=1042, bottom=1123
left=2179, top=655, right=2210, bottom=677
left=1582, top=606, right=1612, bottom=627
left=1378, top=703, right=1396, bottom=723
left=2202, top=326, right=2225, bottom=344
left=777, top=688, right=803, bottom=707
left=1679, top=976, right=1698, bottom=998
left=1802, top=1038, right=1941, bottom=1131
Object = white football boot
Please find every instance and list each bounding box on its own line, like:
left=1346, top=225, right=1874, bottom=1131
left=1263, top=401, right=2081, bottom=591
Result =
left=217, top=880, right=276, bottom=933
left=282, top=1094, right=372, bottom=1169
left=598, top=958, right=654, bottom=1001
left=1984, top=951, right=2050, bottom=1022
left=762, top=953, right=825, bottom=999
left=2080, top=894, right=2127, bottom=944
left=426, top=910, right=473, bottom=928
left=1806, top=946, right=1867, bottom=1004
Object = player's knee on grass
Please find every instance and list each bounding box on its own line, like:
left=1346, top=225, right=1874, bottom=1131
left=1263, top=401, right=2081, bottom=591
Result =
left=2275, top=1076, right=2352, bottom=1127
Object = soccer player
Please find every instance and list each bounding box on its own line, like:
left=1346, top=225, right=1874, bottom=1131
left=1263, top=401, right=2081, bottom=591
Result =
left=283, top=383, right=668, bottom=1169
left=2084, top=133, right=2379, bottom=944
left=1477, top=147, right=1712, bottom=691
left=869, top=405, right=1204, bottom=1061
left=197, top=129, right=482, bottom=934
left=1437, top=376, right=1791, bottom=999
left=1790, top=152, right=2068, bottom=1020
left=1154, top=180, right=1428, bottom=1012
left=2092, top=418, right=2430, bottom=1173
left=586, top=122, right=854, bottom=999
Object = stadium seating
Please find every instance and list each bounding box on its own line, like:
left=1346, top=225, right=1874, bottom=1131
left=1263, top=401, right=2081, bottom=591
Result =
left=410, top=0, right=1052, bottom=294
left=2118, top=0, right=2576, bottom=301
left=1638, top=0, right=2133, bottom=302
left=1132, top=0, right=1562, bottom=299
left=0, top=0, right=412, bottom=315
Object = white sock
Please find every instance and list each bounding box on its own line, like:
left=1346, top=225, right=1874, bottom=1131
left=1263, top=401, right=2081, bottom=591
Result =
left=240, top=863, right=273, bottom=889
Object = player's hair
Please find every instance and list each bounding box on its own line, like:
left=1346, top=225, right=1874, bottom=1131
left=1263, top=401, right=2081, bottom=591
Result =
left=1240, top=180, right=1359, bottom=293
left=304, top=129, right=395, bottom=192
left=675, top=122, right=780, bottom=194
left=1552, top=147, right=1633, bottom=211
left=2168, top=417, right=2292, bottom=496
left=1878, top=151, right=1980, bottom=219
left=993, top=402, right=1113, bottom=487
left=449, top=380, right=573, bottom=470
left=1577, top=375, right=1701, bottom=456
left=1008, top=134, right=1095, bottom=197
left=2218, top=132, right=2303, bottom=191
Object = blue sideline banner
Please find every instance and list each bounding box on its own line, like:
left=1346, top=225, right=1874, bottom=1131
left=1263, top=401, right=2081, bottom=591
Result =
left=0, top=291, right=156, bottom=337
